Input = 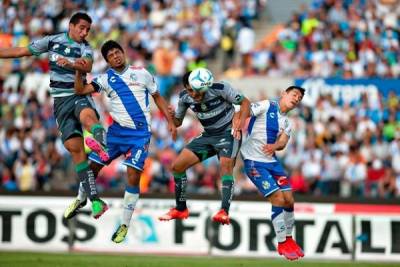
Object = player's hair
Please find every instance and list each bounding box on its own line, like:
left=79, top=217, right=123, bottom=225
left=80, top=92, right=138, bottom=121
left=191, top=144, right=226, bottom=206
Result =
left=285, top=85, right=305, bottom=96
left=101, top=40, right=124, bottom=61
left=182, top=71, right=191, bottom=87
left=69, top=12, right=92, bottom=25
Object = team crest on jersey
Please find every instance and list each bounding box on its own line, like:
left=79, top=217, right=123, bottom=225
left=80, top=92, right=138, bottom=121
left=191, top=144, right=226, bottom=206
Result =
left=130, top=73, right=137, bottom=81
left=201, top=103, right=207, bottom=111
left=262, top=181, right=270, bottom=190
left=64, top=47, right=70, bottom=54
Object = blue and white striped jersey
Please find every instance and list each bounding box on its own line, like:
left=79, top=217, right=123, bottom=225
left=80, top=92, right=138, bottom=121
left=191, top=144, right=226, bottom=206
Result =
left=91, top=66, right=157, bottom=135
left=241, top=100, right=292, bottom=163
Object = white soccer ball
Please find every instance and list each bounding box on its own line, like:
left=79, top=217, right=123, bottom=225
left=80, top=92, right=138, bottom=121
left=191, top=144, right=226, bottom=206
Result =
left=188, top=67, right=214, bottom=92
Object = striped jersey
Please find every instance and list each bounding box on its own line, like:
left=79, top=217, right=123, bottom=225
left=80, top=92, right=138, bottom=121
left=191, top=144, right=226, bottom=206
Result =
left=175, top=82, right=244, bottom=134
left=28, top=32, right=93, bottom=97
left=241, top=100, right=292, bottom=163
left=91, top=66, right=157, bottom=136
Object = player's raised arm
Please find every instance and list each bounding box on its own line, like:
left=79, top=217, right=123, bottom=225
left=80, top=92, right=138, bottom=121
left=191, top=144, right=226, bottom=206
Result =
left=74, top=70, right=95, bottom=95
left=0, top=47, right=32, bottom=58
left=152, top=92, right=177, bottom=140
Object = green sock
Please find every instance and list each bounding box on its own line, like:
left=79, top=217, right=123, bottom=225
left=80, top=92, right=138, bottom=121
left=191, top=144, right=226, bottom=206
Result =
left=91, top=124, right=107, bottom=147
left=221, top=175, right=234, bottom=213
left=174, top=172, right=187, bottom=211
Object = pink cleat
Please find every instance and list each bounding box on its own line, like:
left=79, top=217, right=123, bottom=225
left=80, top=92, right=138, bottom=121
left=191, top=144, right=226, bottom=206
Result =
left=85, top=136, right=109, bottom=162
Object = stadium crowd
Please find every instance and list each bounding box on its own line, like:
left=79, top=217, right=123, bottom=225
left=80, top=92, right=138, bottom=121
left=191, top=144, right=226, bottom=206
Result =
left=227, top=0, right=400, bottom=78
left=0, top=0, right=399, bottom=199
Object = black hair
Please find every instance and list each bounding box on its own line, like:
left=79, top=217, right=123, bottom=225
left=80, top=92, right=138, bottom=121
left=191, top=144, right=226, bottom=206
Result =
left=182, top=71, right=191, bottom=87
left=101, top=40, right=124, bottom=61
left=69, top=12, right=92, bottom=25
left=285, top=85, right=305, bottom=96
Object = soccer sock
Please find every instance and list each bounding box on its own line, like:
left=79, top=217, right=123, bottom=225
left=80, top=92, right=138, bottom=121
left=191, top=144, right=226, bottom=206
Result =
left=271, top=206, right=286, bottom=243
left=221, top=175, right=234, bottom=213
left=75, top=161, right=98, bottom=201
left=122, top=186, right=140, bottom=227
left=77, top=182, right=87, bottom=202
left=174, top=172, right=187, bottom=211
left=283, top=206, right=295, bottom=238
left=91, top=123, right=107, bottom=147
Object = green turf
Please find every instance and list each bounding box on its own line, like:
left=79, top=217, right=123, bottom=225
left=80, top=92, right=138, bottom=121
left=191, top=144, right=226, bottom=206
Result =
left=0, top=252, right=398, bottom=267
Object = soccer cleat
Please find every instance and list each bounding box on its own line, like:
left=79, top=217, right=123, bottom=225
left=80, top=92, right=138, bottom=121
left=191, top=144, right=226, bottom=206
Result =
left=158, top=207, right=189, bottom=221
left=286, top=236, right=304, bottom=257
left=85, top=136, right=110, bottom=162
left=64, top=198, right=87, bottom=219
left=278, top=240, right=299, bottom=261
left=112, top=224, right=128, bottom=243
left=91, top=198, right=109, bottom=219
left=212, top=209, right=230, bottom=225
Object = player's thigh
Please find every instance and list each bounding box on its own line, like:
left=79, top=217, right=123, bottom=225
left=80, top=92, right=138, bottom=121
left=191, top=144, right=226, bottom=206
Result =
left=122, top=143, right=149, bottom=172
left=126, top=166, right=142, bottom=186
left=54, top=96, right=84, bottom=143
left=172, top=148, right=201, bottom=173
left=73, top=95, right=99, bottom=121
left=282, top=190, right=295, bottom=207
left=267, top=161, right=291, bottom=192
left=214, top=130, right=241, bottom=159
left=185, top=134, right=216, bottom=162
left=243, top=160, right=280, bottom=197
left=267, top=190, right=286, bottom=207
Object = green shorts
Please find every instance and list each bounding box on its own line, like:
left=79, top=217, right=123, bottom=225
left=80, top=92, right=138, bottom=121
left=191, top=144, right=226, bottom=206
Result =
left=186, top=129, right=241, bottom=161
left=53, top=94, right=99, bottom=143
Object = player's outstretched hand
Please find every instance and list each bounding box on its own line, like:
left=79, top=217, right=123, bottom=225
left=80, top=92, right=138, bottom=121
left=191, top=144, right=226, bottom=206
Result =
left=56, top=57, right=72, bottom=68
left=261, top=144, right=277, bottom=156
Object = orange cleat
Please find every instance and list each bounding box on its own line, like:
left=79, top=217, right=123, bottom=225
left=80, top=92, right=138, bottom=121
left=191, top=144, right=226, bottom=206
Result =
left=277, top=240, right=299, bottom=261
left=158, top=207, right=189, bottom=221
left=286, top=236, right=304, bottom=257
left=212, top=209, right=230, bottom=225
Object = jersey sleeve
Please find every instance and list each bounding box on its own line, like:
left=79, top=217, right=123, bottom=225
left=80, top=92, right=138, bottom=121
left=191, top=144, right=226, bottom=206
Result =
left=175, top=97, right=189, bottom=120
left=250, top=100, right=269, bottom=116
left=28, top=36, right=51, bottom=56
left=281, top=117, right=292, bottom=137
left=142, top=68, right=158, bottom=94
left=82, top=44, right=94, bottom=60
left=91, top=74, right=108, bottom=93
left=217, top=82, right=245, bottom=104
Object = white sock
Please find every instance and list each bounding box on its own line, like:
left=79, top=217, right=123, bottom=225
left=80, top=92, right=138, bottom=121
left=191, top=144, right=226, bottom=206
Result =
left=284, top=207, right=295, bottom=237
left=77, top=182, right=87, bottom=202
left=272, top=206, right=286, bottom=243
left=122, top=187, right=140, bottom=227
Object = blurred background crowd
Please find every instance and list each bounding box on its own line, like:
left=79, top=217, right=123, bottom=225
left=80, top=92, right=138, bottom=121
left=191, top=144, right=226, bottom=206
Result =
left=0, top=0, right=399, bottom=199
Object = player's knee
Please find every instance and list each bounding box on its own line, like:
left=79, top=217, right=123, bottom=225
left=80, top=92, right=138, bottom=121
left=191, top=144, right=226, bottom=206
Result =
left=79, top=108, right=98, bottom=129
left=285, top=195, right=295, bottom=207
left=268, top=191, right=285, bottom=206
left=171, top=161, right=185, bottom=173
left=220, top=159, right=234, bottom=174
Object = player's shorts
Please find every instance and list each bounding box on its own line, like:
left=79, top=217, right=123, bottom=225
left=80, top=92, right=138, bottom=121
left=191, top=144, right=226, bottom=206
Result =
left=186, top=129, right=241, bottom=161
left=243, top=159, right=291, bottom=197
left=89, top=123, right=151, bottom=171
left=53, top=94, right=99, bottom=143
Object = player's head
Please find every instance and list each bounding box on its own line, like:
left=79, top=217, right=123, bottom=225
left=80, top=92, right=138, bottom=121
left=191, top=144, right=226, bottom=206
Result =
left=280, top=85, right=305, bottom=112
left=183, top=71, right=206, bottom=102
left=69, top=12, right=92, bottom=43
left=101, top=40, right=125, bottom=69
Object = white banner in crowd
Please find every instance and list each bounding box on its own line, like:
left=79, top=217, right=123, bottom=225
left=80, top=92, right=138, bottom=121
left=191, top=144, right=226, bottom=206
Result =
left=0, top=196, right=399, bottom=262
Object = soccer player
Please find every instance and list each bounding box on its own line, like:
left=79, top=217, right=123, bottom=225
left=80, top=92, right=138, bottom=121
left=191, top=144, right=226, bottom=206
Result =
left=158, top=69, right=250, bottom=225
left=0, top=12, right=108, bottom=218
left=240, top=86, right=305, bottom=260
left=69, top=40, right=177, bottom=243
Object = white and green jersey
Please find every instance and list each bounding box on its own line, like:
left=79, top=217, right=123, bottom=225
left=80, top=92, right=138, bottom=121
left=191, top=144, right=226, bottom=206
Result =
left=28, top=32, right=93, bottom=97
left=175, top=81, right=244, bottom=134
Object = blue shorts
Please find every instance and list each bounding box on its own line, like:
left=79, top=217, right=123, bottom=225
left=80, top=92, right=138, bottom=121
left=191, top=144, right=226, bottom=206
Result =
left=243, top=159, right=291, bottom=197
left=89, top=123, right=151, bottom=171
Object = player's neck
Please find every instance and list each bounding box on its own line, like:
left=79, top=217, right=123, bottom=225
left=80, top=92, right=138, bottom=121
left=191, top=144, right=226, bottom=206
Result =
left=112, top=64, right=127, bottom=73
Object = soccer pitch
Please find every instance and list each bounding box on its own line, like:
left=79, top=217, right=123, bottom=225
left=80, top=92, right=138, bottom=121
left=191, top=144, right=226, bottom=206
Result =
left=0, top=252, right=399, bottom=267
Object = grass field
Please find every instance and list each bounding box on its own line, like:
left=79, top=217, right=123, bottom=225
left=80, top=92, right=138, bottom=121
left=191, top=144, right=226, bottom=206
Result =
left=0, top=252, right=399, bottom=267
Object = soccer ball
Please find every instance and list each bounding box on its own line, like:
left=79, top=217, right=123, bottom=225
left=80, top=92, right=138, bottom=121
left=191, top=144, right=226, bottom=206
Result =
left=188, top=67, right=214, bottom=92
